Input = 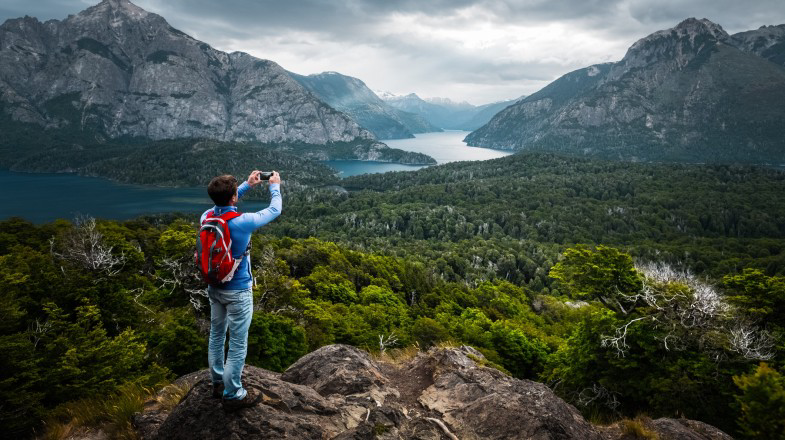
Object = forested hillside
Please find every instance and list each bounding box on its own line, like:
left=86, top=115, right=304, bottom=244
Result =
left=270, top=153, right=785, bottom=284
left=2, top=153, right=784, bottom=438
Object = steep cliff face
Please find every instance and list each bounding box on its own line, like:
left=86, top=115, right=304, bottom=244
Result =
left=0, top=0, right=373, bottom=145
left=290, top=71, right=440, bottom=139
left=132, top=345, right=732, bottom=440
left=466, top=18, right=785, bottom=164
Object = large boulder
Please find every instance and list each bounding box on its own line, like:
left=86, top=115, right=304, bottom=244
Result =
left=153, top=366, right=347, bottom=440
left=413, top=346, right=604, bottom=440
left=281, top=344, right=388, bottom=398
left=135, top=344, right=732, bottom=440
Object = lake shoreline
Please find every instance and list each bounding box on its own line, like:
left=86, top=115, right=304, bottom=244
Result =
left=1, top=131, right=513, bottom=222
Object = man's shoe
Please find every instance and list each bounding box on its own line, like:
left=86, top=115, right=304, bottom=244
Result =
left=212, top=382, right=225, bottom=399
left=222, top=388, right=262, bottom=411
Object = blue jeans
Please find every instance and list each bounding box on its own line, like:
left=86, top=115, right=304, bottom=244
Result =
left=207, top=286, right=253, bottom=400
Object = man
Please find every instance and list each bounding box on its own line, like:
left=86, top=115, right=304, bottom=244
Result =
left=201, top=170, right=282, bottom=410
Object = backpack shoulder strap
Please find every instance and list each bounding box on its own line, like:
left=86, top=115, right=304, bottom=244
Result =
left=219, top=211, right=242, bottom=222
left=217, top=211, right=250, bottom=255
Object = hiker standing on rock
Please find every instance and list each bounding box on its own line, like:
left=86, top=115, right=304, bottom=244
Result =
left=196, top=170, right=282, bottom=410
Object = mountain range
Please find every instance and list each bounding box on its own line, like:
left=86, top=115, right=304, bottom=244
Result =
left=465, top=19, right=785, bottom=164
left=0, top=0, right=434, bottom=165
left=289, top=71, right=440, bottom=140
left=380, top=92, right=522, bottom=130
left=3, top=1, right=783, bottom=171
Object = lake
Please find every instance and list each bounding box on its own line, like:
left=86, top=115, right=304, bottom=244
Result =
left=326, top=130, right=511, bottom=176
left=0, top=170, right=271, bottom=223
left=1, top=131, right=511, bottom=223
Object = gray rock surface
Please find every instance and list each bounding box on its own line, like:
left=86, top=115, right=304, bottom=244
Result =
left=152, top=366, right=347, bottom=440
left=598, top=417, right=734, bottom=440
left=466, top=18, right=785, bottom=164
left=135, top=344, right=731, bottom=440
left=281, top=344, right=389, bottom=397
left=0, top=0, right=373, bottom=145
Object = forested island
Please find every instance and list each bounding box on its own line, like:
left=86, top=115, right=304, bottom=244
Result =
left=2, top=152, right=783, bottom=438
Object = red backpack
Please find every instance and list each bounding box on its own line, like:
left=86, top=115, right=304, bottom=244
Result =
left=195, top=211, right=246, bottom=286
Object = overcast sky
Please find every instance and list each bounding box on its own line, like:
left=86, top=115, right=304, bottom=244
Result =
left=2, top=0, right=785, bottom=104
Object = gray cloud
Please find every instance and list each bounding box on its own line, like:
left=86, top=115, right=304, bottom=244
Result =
left=2, top=0, right=784, bottom=103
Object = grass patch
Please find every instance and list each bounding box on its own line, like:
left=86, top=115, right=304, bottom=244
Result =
left=372, top=344, right=422, bottom=365
left=40, top=380, right=192, bottom=440
left=621, top=416, right=659, bottom=439
left=466, top=353, right=511, bottom=376
left=154, top=382, right=193, bottom=412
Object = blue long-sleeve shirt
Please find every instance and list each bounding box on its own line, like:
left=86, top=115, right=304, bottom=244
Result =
left=200, top=181, right=282, bottom=290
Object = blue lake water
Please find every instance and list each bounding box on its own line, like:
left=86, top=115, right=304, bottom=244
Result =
left=0, top=171, right=271, bottom=223
left=326, top=130, right=511, bottom=177
left=1, top=131, right=511, bottom=222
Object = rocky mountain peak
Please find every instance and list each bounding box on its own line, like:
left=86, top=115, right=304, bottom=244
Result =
left=69, top=0, right=157, bottom=26
left=86, top=0, right=150, bottom=19
left=465, top=18, right=785, bottom=163
left=615, top=17, right=729, bottom=75
left=58, top=0, right=170, bottom=48
left=0, top=0, right=387, bottom=148
left=673, top=17, right=729, bottom=39
left=625, top=18, right=728, bottom=56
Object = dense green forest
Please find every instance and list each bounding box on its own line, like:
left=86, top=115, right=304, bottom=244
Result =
left=1, top=152, right=785, bottom=438
left=270, top=153, right=785, bottom=283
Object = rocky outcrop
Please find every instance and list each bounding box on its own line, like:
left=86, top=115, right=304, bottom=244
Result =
left=466, top=18, right=785, bottom=164
left=0, top=0, right=373, bottom=145
left=134, top=344, right=731, bottom=440
left=280, top=343, right=389, bottom=397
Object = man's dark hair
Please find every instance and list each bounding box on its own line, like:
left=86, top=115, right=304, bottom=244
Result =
left=208, top=175, right=238, bottom=206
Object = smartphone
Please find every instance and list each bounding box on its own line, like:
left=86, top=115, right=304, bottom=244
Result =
left=258, top=172, right=273, bottom=180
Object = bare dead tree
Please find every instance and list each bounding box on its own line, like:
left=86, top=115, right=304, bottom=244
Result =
left=729, top=322, right=776, bottom=361
left=254, top=246, right=279, bottom=308
left=128, top=287, right=157, bottom=323
left=378, top=332, right=399, bottom=354
left=50, top=215, right=126, bottom=277
left=577, top=383, right=621, bottom=411
left=153, top=251, right=206, bottom=312
left=155, top=256, right=196, bottom=294
left=603, top=260, right=779, bottom=360
left=27, top=318, right=52, bottom=349
left=601, top=316, right=654, bottom=357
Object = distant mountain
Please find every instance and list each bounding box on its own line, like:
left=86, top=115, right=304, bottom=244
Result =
left=730, top=24, right=785, bottom=67
left=424, top=96, right=475, bottom=111
left=466, top=18, right=785, bottom=164
left=290, top=71, right=440, bottom=139
left=381, top=93, right=521, bottom=130
left=0, top=0, right=435, bottom=165
left=460, top=99, right=521, bottom=131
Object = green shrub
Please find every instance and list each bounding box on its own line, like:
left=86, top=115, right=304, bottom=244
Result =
left=734, top=363, right=785, bottom=440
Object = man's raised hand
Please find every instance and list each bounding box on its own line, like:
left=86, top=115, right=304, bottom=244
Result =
left=247, top=170, right=263, bottom=186
left=269, top=171, right=281, bottom=184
